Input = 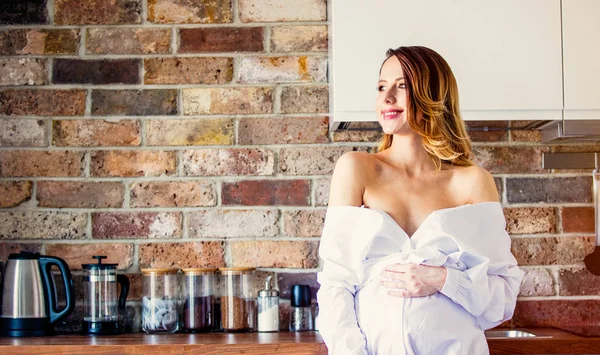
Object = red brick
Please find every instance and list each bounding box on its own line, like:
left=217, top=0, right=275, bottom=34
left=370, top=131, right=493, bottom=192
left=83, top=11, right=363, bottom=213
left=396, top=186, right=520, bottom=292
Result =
left=130, top=181, right=215, bottom=207
left=182, top=87, right=272, bottom=115
left=0, top=118, right=46, bottom=147
left=283, top=210, right=326, bottom=237
left=238, top=56, right=327, bottom=83
left=0, top=181, right=32, bottom=208
left=37, top=181, right=123, bottom=208
left=45, top=243, right=134, bottom=270
left=504, top=207, right=557, bottom=235
left=86, top=28, right=170, bottom=54
left=279, top=147, right=368, bottom=175
left=92, top=212, right=181, bottom=239
left=0, top=243, right=40, bottom=261
left=53, top=120, right=141, bottom=147
left=239, top=0, right=326, bottom=22
left=139, top=242, right=225, bottom=268
left=188, top=209, right=279, bottom=238
left=144, top=57, right=232, bottom=84
left=55, top=0, right=141, bottom=25
left=472, top=146, right=547, bottom=174
left=466, top=121, right=508, bottom=142
left=229, top=240, right=319, bottom=268
left=519, top=268, right=555, bottom=296
left=146, top=119, right=233, bottom=146
left=280, top=86, right=329, bottom=114
left=222, top=180, right=310, bottom=206
left=53, top=59, right=139, bottom=85
left=561, top=207, right=594, bottom=233
left=507, top=177, right=592, bottom=204
left=238, top=117, right=328, bottom=145
left=0, top=212, right=86, bottom=239
left=0, top=29, right=79, bottom=55
left=558, top=267, right=600, bottom=296
left=277, top=273, right=319, bottom=299
left=0, top=89, right=85, bottom=116
left=183, top=148, right=274, bottom=176
left=510, top=130, right=541, bottom=143
left=0, top=151, right=84, bottom=177
left=513, top=300, right=600, bottom=329
left=90, top=151, right=176, bottom=177
left=271, top=25, right=327, bottom=52
left=0, top=1, right=47, bottom=25
left=147, top=0, right=232, bottom=24
left=511, top=236, right=595, bottom=266
left=92, top=89, right=177, bottom=116
left=0, top=59, right=48, bottom=85
left=179, top=27, right=263, bottom=53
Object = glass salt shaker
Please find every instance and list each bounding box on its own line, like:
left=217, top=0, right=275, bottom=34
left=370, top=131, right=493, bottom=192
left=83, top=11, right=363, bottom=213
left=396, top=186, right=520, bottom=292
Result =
left=289, top=284, right=313, bottom=332
left=257, top=275, right=279, bottom=332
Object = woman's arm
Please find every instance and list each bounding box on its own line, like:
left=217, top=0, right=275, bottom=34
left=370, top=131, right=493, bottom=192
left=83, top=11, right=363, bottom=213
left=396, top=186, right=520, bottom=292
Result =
left=317, top=152, right=371, bottom=355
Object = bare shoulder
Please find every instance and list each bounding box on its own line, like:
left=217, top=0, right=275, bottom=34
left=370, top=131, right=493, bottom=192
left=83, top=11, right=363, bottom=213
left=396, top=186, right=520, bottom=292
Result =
left=454, top=165, right=499, bottom=204
left=328, top=151, right=376, bottom=207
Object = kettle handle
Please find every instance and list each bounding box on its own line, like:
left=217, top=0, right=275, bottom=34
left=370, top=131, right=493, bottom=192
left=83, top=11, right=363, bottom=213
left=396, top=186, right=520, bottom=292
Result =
left=39, top=256, right=75, bottom=324
left=117, top=274, right=130, bottom=310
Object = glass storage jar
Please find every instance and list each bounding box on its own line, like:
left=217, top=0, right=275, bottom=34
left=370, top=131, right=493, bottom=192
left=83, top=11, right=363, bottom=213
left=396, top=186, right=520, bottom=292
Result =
left=218, top=267, right=256, bottom=332
left=182, top=268, right=217, bottom=333
left=141, top=268, right=180, bottom=334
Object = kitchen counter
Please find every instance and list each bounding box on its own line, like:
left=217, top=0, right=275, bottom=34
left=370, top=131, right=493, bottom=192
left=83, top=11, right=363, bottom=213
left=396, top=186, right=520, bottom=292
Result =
left=0, top=328, right=599, bottom=354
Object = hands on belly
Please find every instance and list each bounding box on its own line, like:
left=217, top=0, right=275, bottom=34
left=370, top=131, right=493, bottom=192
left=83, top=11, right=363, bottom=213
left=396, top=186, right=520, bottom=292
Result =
left=380, top=263, right=448, bottom=297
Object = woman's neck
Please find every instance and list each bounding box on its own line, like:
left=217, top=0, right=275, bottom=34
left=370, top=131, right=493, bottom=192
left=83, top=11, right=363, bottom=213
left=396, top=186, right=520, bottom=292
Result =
left=384, top=133, right=438, bottom=177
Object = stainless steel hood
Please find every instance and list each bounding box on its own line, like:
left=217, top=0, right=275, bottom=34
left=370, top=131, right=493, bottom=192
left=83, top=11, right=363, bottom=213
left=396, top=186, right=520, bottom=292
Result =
left=526, top=120, right=600, bottom=143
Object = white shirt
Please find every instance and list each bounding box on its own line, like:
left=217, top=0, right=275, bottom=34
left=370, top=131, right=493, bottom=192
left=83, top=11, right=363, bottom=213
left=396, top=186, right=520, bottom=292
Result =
left=317, top=202, right=524, bottom=355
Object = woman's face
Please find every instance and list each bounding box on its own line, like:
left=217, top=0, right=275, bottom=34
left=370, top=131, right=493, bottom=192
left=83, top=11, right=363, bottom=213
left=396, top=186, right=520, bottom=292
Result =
left=376, top=55, right=410, bottom=135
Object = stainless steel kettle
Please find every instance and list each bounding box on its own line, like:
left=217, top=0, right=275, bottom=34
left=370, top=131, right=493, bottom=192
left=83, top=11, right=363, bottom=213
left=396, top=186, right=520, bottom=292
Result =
left=0, top=251, right=75, bottom=336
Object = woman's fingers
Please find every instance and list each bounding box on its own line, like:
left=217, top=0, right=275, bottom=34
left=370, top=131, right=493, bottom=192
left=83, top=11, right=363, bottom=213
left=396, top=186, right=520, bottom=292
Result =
left=379, top=279, right=406, bottom=290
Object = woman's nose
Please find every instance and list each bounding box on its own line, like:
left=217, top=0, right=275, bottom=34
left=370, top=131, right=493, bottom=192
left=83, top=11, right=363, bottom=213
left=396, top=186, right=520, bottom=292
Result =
left=385, top=90, right=396, bottom=104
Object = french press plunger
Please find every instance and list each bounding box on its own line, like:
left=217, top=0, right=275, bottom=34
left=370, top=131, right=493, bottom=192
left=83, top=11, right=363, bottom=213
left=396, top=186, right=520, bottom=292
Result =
left=81, top=256, right=129, bottom=335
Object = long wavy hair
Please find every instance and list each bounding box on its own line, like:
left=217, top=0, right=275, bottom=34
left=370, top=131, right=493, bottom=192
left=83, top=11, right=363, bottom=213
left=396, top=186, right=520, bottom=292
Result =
left=377, top=46, right=474, bottom=170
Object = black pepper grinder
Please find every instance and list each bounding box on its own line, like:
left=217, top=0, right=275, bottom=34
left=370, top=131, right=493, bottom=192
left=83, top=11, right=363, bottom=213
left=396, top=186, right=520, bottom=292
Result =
left=289, top=284, right=313, bottom=331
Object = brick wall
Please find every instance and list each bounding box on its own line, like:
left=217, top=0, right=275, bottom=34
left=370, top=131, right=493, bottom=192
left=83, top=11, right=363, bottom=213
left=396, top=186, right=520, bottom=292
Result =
left=0, top=0, right=598, bottom=332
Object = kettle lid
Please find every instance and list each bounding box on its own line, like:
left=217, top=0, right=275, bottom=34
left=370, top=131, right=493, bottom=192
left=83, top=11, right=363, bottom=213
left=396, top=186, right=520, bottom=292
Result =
left=8, top=251, right=40, bottom=260
left=82, top=255, right=118, bottom=269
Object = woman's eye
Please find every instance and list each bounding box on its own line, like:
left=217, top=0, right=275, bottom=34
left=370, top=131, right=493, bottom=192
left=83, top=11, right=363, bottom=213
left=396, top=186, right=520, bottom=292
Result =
left=398, top=83, right=406, bottom=89
left=377, top=85, right=386, bottom=92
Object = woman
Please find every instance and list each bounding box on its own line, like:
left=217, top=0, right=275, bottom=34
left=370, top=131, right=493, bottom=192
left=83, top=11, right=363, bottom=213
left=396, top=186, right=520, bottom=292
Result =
left=317, top=46, right=524, bottom=355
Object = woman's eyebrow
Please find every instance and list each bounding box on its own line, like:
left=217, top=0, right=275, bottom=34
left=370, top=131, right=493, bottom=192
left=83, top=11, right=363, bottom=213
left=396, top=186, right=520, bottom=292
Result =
left=378, top=77, right=405, bottom=83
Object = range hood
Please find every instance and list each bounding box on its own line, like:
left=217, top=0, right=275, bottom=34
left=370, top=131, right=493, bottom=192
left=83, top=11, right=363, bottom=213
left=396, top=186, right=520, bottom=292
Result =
left=526, top=120, right=600, bottom=143
left=332, top=119, right=600, bottom=144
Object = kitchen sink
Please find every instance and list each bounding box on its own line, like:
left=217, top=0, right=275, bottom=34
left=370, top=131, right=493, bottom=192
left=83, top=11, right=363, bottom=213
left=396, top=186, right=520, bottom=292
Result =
left=485, top=330, right=553, bottom=339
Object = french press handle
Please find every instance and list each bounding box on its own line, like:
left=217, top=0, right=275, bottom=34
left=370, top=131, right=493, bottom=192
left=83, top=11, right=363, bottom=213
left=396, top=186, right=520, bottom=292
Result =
left=117, top=274, right=130, bottom=310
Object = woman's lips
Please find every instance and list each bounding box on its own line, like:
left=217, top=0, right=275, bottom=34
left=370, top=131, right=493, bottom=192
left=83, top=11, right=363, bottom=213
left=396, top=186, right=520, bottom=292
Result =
left=382, top=110, right=403, bottom=120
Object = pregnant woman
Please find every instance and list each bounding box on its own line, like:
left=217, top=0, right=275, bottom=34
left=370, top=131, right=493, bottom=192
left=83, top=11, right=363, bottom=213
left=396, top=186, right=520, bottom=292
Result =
left=317, top=46, right=524, bottom=355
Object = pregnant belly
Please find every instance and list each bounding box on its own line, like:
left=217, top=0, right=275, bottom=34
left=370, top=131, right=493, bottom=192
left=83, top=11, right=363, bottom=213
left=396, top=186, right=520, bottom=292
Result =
left=355, top=280, right=483, bottom=354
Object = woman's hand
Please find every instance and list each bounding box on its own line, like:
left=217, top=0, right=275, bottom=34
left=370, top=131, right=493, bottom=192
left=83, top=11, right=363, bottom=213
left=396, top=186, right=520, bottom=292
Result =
left=380, top=263, right=448, bottom=298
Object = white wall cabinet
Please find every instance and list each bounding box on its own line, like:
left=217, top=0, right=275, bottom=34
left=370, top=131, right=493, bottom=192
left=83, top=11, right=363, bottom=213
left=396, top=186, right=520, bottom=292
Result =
left=330, top=0, right=564, bottom=128
left=562, top=0, right=600, bottom=120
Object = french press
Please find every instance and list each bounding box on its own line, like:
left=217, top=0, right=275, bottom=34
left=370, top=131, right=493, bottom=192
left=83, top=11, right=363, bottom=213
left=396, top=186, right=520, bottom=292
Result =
left=81, top=256, right=129, bottom=335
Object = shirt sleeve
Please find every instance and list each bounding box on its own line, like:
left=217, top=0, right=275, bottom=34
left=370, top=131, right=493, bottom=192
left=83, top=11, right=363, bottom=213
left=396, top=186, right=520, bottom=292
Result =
left=438, top=209, right=525, bottom=330
left=317, top=207, right=377, bottom=355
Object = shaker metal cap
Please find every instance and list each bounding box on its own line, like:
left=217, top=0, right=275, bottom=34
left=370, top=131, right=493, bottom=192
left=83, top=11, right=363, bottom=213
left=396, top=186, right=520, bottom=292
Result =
left=258, top=275, right=279, bottom=297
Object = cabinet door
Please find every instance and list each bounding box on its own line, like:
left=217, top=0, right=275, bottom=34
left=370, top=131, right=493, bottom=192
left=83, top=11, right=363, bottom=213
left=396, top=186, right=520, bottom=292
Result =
left=331, top=0, right=563, bottom=127
left=562, top=0, right=600, bottom=120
